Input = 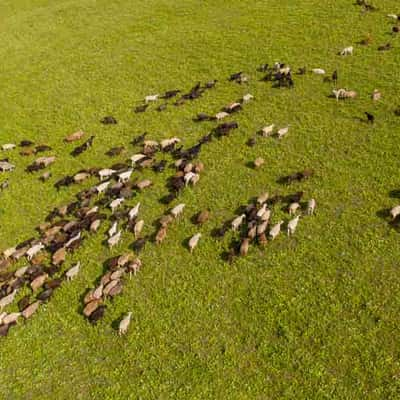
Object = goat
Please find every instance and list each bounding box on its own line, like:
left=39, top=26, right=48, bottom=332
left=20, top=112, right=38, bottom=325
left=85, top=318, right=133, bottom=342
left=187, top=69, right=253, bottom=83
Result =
left=110, top=198, right=124, bottom=213
left=232, top=214, right=246, bottom=230
left=390, top=205, right=400, bottom=220
left=128, top=203, right=141, bottom=220
left=339, top=46, right=353, bottom=56
left=277, top=126, right=289, bottom=139
left=108, top=231, right=121, bottom=248
left=171, top=203, right=185, bottom=218
left=118, top=169, right=133, bottom=183
left=2, top=144, right=16, bottom=151
left=287, top=216, right=300, bottom=236
left=134, top=220, right=144, bottom=238
left=108, top=221, right=118, bottom=238
left=156, top=226, right=167, bottom=244
left=65, top=131, right=85, bottom=142
left=261, top=124, right=275, bottom=137
left=188, top=233, right=201, bottom=253
left=312, top=68, right=326, bottom=75
left=101, top=116, right=117, bottom=124
left=269, top=221, right=284, bottom=239
left=119, top=312, right=132, bottom=335
left=145, top=94, right=159, bottom=103
left=307, top=199, right=316, bottom=215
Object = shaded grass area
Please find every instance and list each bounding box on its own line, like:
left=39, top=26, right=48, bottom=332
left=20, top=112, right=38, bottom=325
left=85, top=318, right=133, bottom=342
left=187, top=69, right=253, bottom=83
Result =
left=0, top=0, right=400, bottom=398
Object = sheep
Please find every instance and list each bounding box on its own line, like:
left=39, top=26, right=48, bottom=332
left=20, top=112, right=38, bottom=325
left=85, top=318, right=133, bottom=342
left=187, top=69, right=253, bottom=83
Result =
left=31, top=274, right=49, bottom=292
left=96, top=180, right=111, bottom=194
left=240, top=238, right=250, bottom=256
left=128, top=203, right=141, bottom=220
left=66, top=262, right=81, bottom=281
left=26, top=243, right=44, bottom=261
left=118, top=169, right=133, bottom=183
left=2, top=143, right=16, bottom=151
left=257, top=204, right=268, bottom=218
left=3, top=312, right=21, bottom=325
left=161, top=138, right=180, bottom=150
left=83, top=299, right=102, bottom=317
left=3, top=247, right=16, bottom=259
left=261, top=124, right=275, bottom=137
left=99, top=169, right=116, bottom=181
left=288, top=202, right=300, bottom=215
left=269, top=221, right=284, bottom=240
left=0, top=290, right=17, bottom=310
left=119, top=312, right=132, bottom=335
left=332, top=89, right=357, bottom=101
left=136, top=179, right=152, bottom=190
left=65, top=130, right=85, bottom=142
left=215, top=111, right=229, bottom=120
left=0, top=312, right=7, bottom=324
left=65, top=231, right=81, bottom=248
left=340, top=46, right=353, bottom=56
left=242, top=93, right=254, bottom=102
left=196, top=210, right=210, bottom=225
left=110, top=198, right=124, bottom=213
left=134, top=220, right=144, bottom=238
left=232, top=214, right=246, bottom=230
left=171, top=203, right=185, bottom=218
left=155, top=226, right=167, bottom=245
left=312, top=68, right=326, bottom=75
left=145, top=94, right=159, bottom=103
left=307, top=198, right=316, bottom=215
left=35, top=156, right=56, bottom=167
left=254, top=157, right=265, bottom=169
left=90, top=219, right=102, bottom=232
left=277, top=126, right=289, bottom=139
left=372, top=89, right=381, bottom=101
left=287, top=215, right=300, bottom=236
left=108, top=231, right=122, bottom=248
left=257, top=220, right=269, bottom=236
left=390, top=205, right=400, bottom=220
left=52, top=247, right=66, bottom=266
left=130, top=154, right=146, bottom=166
left=22, top=301, right=41, bottom=319
left=0, top=161, right=15, bottom=172
left=184, top=172, right=196, bottom=186
left=108, top=221, right=118, bottom=238
left=260, top=209, right=271, bottom=223
left=188, top=233, right=201, bottom=253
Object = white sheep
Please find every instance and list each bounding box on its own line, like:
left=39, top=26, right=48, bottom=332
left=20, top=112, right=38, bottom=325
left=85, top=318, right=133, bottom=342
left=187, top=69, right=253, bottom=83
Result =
left=145, top=94, right=159, bottom=103
left=118, top=169, right=133, bottom=183
left=312, top=68, right=326, bottom=75
left=128, top=203, right=141, bottom=220
left=261, top=124, right=275, bottom=137
left=98, top=169, right=116, bottom=181
left=3, top=247, right=16, bottom=259
left=188, top=233, right=202, bottom=253
left=108, top=221, right=118, bottom=238
left=161, top=137, right=180, bottom=150
left=108, top=231, right=121, bottom=248
left=307, top=199, right=316, bottom=215
left=130, top=154, right=146, bottom=166
left=257, top=204, right=268, bottom=218
left=110, top=198, right=124, bottom=213
left=242, top=93, right=254, bottom=102
left=1, top=143, right=16, bottom=151
left=95, top=180, right=111, bottom=194
left=171, top=203, right=185, bottom=218
left=232, top=214, right=246, bottom=231
left=0, top=161, right=15, bottom=172
left=184, top=172, right=196, bottom=186
left=288, top=202, right=300, bottom=215
left=65, top=231, right=81, bottom=248
left=119, top=312, right=132, bottom=335
left=269, top=221, right=284, bottom=240
left=287, top=215, right=300, bottom=236
left=66, top=262, right=81, bottom=281
left=134, top=220, right=144, bottom=238
left=390, top=205, right=400, bottom=220
left=26, top=243, right=44, bottom=261
left=340, top=46, right=353, bottom=56
left=215, top=111, right=229, bottom=120
left=277, top=126, right=289, bottom=139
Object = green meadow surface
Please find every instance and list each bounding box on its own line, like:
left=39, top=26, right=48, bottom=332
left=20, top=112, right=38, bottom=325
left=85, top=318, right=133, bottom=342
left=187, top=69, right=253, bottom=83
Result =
left=0, top=0, right=400, bottom=398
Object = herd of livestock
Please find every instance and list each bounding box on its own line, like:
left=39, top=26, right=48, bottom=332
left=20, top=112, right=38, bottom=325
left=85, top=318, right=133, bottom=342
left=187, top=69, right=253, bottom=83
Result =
left=0, top=3, right=399, bottom=337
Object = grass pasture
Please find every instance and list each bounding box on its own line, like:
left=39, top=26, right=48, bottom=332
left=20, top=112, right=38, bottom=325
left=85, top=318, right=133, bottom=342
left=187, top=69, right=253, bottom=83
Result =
left=0, top=0, right=400, bottom=398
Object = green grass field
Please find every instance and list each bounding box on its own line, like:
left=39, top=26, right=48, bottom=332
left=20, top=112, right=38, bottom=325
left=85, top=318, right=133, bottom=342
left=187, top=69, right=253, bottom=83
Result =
left=1, top=0, right=400, bottom=398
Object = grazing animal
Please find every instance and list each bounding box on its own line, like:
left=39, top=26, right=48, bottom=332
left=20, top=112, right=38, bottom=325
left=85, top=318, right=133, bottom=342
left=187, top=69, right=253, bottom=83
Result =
left=3, top=312, right=21, bottom=325
left=155, top=226, right=167, bottom=244
left=89, top=305, right=106, bottom=324
left=269, top=221, right=284, bottom=240
left=188, top=233, right=201, bottom=253
left=2, top=144, right=16, bottom=151
left=339, top=46, right=353, bottom=56
left=0, top=161, right=15, bottom=172
left=240, top=238, right=250, bottom=256
left=108, top=221, right=118, bottom=238
left=254, top=157, right=265, bottom=168
left=65, top=131, right=85, bottom=142
left=372, top=89, right=381, bottom=101
left=277, top=126, right=289, bottom=139
left=66, top=262, right=80, bottom=281
left=261, top=124, right=275, bottom=137
left=365, top=112, right=374, bottom=124
left=332, top=89, right=357, bottom=101
left=83, top=300, right=102, bottom=317
left=134, top=220, right=144, bottom=238
left=22, top=301, right=40, bottom=319
left=26, top=243, right=44, bottom=260
left=307, top=199, right=316, bottom=215
left=128, top=203, right=141, bottom=220
left=287, top=216, right=300, bottom=236
left=312, top=68, right=326, bottom=75
left=131, top=153, right=147, bottom=166
left=0, top=290, right=17, bottom=310
left=118, top=169, right=133, bottom=183
left=101, top=116, right=117, bottom=124
left=145, top=94, right=159, bottom=103
left=232, top=214, right=246, bottom=230
left=288, top=202, right=300, bottom=215
left=171, top=203, right=185, bottom=218
left=110, top=198, right=124, bottom=213
left=119, top=312, right=132, bottom=335
left=390, top=205, right=400, bottom=220
left=378, top=43, right=391, bottom=51
left=257, top=192, right=269, bottom=204
left=215, top=111, right=229, bottom=120
left=163, top=90, right=180, bottom=99
left=242, top=93, right=254, bottom=102
left=108, top=231, right=122, bottom=248
left=332, top=70, right=338, bottom=84
left=196, top=210, right=210, bottom=225
left=136, top=179, right=152, bottom=190
left=205, top=80, right=217, bottom=88
left=135, top=104, right=149, bottom=113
